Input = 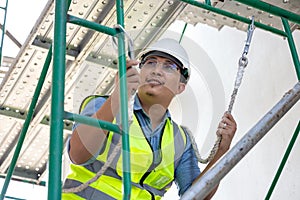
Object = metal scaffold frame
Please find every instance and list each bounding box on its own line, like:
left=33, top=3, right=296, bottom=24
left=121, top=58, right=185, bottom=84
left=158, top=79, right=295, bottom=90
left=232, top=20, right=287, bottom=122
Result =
left=0, top=0, right=299, bottom=200
left=0, top=0, right=9, bottom=65
left=49, top=0, right=132, bottom=199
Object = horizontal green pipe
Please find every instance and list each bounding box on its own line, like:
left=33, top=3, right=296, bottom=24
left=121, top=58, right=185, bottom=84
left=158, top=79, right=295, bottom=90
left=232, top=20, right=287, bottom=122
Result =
left=181, top=0, right=287, bottom=37
left=64, top=111, right=121, bottom=134
left=235, top=0, right=300, bottom=25
left=3, top=196, right=25, bottom=200
left=67, top=15, right=118, bottom=36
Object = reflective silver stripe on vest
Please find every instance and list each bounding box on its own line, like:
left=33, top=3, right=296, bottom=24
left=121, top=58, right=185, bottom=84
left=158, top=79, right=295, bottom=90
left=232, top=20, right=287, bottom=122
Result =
left=81, top=159, right=154, bottom=193
left=63, top=120, right=186, bottom=199
left=84, top=160, right=166, bottom=196
left=142, top=122, right=186, bottom=196
left=173, top=121, right=186, bottom=169
left=63, top=179, right=116, bottom=200
left=84, top=159, right=122, bottom=179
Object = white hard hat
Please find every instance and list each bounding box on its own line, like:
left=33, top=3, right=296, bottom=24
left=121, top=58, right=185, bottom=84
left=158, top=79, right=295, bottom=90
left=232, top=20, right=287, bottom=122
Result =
left=138, top=38, right=190, bottom=83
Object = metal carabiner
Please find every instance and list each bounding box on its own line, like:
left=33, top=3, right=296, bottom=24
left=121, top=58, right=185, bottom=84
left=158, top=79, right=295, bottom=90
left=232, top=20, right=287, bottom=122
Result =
left=243, top=16, right=255, bottom=56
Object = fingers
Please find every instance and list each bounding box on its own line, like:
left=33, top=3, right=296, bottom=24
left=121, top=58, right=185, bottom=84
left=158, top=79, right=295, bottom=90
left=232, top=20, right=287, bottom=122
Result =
left=126, top=64, right=140, bottom=95
left=218, top=112, right=236, bottom=130
left=126, top=67, right=140, bottom=81
left=126, top=60, right=139, bottom=69
left=115, top=60, right=140, bottom=83
left=216, top=112, right=237, bottom=153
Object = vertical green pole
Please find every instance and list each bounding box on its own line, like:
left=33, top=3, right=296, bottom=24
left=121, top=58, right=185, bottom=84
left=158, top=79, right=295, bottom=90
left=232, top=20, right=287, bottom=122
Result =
left=48, top=0, right=67, bottom=199
left=265, top=121, right=300, bottom=200
left=0, top=0, right=9, bottom=65
left=115, top=0, right=131, bottom=199
left=0, top=46, right=52, bottom=200
left=205, top=0, right=211, bottom=6
left=179, top=23, right=188, bottom=44
left=281, top=18, right=300, bottom=80
left=265, top=18, right=300, bottom=199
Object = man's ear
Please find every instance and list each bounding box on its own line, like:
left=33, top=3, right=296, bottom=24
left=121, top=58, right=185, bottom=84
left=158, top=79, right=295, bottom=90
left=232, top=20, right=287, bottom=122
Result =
left=177, top=82, right=186, bottom=94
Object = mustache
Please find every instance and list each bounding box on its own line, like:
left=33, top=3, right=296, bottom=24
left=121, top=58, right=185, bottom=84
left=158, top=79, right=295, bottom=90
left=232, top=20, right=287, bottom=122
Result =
left=145, top=76, right=165, bottom=85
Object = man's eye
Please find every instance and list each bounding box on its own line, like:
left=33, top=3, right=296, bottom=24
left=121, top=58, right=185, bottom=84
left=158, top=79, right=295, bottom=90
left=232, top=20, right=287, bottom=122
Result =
left=163, top=64, right=177, bottom=71
left=146, top=60, right=157, bottom=66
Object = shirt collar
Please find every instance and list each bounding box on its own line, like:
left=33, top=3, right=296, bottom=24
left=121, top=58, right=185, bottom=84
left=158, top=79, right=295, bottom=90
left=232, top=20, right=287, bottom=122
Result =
left=134, top=95, right=172, bottom=120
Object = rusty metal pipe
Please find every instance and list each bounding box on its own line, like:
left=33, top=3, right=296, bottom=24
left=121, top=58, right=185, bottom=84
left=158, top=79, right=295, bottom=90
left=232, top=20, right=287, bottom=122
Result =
left=181, top=81, right=300, bottom=200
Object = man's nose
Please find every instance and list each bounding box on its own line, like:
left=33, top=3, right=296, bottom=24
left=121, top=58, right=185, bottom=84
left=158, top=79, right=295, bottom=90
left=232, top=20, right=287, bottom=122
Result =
left=151, top=63, right=164, bottom=75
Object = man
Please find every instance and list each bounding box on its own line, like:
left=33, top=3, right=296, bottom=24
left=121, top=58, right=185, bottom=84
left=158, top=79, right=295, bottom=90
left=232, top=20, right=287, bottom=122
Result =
left=62, top=38, right=237, bottom=199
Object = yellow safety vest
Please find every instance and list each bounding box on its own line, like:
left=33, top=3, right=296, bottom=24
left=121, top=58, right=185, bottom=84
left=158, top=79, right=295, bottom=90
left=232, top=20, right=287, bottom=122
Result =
left=63, top=96, right=186, bottom=200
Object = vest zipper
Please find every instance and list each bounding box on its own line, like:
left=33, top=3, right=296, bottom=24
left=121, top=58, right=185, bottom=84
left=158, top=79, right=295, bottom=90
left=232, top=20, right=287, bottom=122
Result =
left=135, top=113, right=167, bottom=200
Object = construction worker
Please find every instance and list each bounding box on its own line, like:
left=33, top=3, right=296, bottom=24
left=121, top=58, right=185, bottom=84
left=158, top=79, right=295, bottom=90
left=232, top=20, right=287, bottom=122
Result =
left=62, top=38, right=237, bottom=199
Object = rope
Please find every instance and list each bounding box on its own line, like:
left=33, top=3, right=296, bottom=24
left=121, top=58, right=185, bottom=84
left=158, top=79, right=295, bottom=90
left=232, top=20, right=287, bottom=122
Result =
left=189, top=17, right=255, bottom=164
left=63, top=25, right=136, bottom=193
left=62, top=140, right=122, bottom=193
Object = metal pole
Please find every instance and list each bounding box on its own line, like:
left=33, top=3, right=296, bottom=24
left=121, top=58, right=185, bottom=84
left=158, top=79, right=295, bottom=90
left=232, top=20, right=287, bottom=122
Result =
left=67, top=15, right=118, bottom=36
left=235, top=0, right=300, bottom=25
left=281, top=18, right=300, bottom=81
left=180, top=0, right=287, bottom=37
left=265, top=121, right=300, bottom=200
left=115, top=0, right=131, bottom=199
left=0, top=46, right=52, bottom=200
left=0, top=24, right=21, bottom=48
left=48, top=0, right=67, bottom=199
left=0, top=0, right=9, bottom=65
left=64, top=111, right=122, bottom=134
left=181, top=81, right=300, bottom=200
left=179, top=23, right=188, bottom=44
left=205, top=0, right=211, bottom=6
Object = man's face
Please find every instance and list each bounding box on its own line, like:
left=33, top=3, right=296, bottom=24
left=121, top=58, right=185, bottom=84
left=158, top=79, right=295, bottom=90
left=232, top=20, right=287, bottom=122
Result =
left=138, top=55, right=186, bottom=99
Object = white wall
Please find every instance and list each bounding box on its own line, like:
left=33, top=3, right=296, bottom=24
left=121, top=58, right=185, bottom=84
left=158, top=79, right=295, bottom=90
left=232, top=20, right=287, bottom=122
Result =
left=164, top=20, right=300, bottom=200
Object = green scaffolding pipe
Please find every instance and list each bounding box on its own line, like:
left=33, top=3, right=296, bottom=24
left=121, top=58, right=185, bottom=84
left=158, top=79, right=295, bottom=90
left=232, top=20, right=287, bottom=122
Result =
left=265, top=121, right=300, bottom=200
left=205, top=0, right=211, bottom=6
left=0, top=46, right=52, bottom=200
left=180, top=0, right=287, bottom=37
left=67, top=15, right=118, bottom=36
left=0, top=0, right=8, bottom=65
left=281, top=18, right=300, bottom=81
left=179, top=23, right=188, bottom=44
left=64, top=111, right=121, bottom=134
left=48, top=0, right=67, bottom=199
left=116, top=0, right=131, bottom=199
left=235, top=0, right=300, bottom=25
left=3, top=196, right=25, bottom=200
